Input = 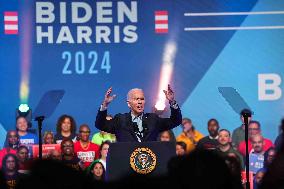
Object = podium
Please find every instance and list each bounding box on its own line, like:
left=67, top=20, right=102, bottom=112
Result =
left=106, top=141, right=175, bottom=181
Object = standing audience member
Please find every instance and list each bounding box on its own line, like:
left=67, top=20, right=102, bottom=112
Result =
left=263, top=147, right=276, bottom=169
left=54, top=115, right=77, bottom=144
left=216, top=129, right=244, bottom=169
left=0, top=131, right=19, bottom=168
left=87, top=160, right=105, bottom=181
left=16, top=116, right=38, bottom=145
left=61, top=139, right=84, bottom=171
left=92, top=115, right=116, bottom=145
left=232, top=109, right=252, bottom=148
left=43, top=131, right=55, bottom=144
left=238, top=121, right=273, bottom=157
left=16, top=146, right=31, bottom=174
left=157, top=130, right=176, bottom=142
left=176, top=118, right=203, bottom=153
left=197, top=118, right=219, bottom=150
left=98, top=141, right=111, bottom=170
left=74, top=124, right=100, bottom=168
left=176, top=141, right=187, bottom=156
left=249, top=134, right=265, bottom=174
left=274, top=118, right=284, bottom=152
left=2, top=154, right=23, bottom=189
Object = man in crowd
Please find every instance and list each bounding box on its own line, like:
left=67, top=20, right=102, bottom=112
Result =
left=232, top=109, right=252, bottom=148
left=249, top=134, right=265, bottom=174
left=216, top=129, right=244, bottom=169
left=95, top=85, right=182, bottom=142
left=197, top=118, right=219, bottom=150
left=238, top=120, right=273, bottom=157
left=74, top=124, right=100, bottom=168
left=176, top=118, right=203, bottom=153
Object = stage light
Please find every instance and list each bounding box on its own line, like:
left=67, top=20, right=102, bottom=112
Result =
left=18, top=103, right=29, bottom=113
left=16, top=104, right=32, bottom=128
left=155, top=100, right=166, bottom=111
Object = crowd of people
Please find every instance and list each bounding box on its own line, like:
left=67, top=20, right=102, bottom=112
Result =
left=0, top=86, right=284, bottom=189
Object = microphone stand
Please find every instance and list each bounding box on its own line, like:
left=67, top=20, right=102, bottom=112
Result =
left=242, top=112, right=251, bottom=189
left=35, top=116, right=45, bottom=160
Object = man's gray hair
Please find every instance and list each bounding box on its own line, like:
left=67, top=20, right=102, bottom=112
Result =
left=127, top=88, right=143, bottom=101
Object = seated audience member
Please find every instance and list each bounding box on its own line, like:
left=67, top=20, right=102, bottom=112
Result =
left=157, top=130, right=176, bottom=142
left=54, top=115, right=77, bottom=144
left=176, top=141, right=187, bottom=156
left=238, top=121, right=273, bottom=157
left=2, top=154, right=23, bottom=189
left=43, top=131, right=55, bottom=144
left=232, top=109, right=252, bottom=148
left=61, top=139, right=84, bottom=171
left=249, top=134, right=265, bottom=174
left=216, top=129, right=244, bottom=169
left=48, top=150, right=62, bottom=161
left=254, top=168, right=266, bottom=189
left=176, top=118, right=203, bottom=153
left=197, top=118, right=219, bottom=150
left=87, top=160, right=105, bottom=181
left=263, top=147, right=276, bottom=169
left=74, top=124, right=100, bottom=168
left=16, top=116, right=38, bottom=145
left=0, top=131, right=19, bottom=168
left=98, top=140, right=111, bottom=170
left=92, top=115, right=116, bottom=145
left=274, top=118, right=284, bottom=152
left=17, top=146, right=31, bottom=174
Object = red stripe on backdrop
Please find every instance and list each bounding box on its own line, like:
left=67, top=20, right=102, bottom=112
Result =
left=155, top=11, right=168, bottom=15
left=155, top=20, right=168, bottom=24
left=4, top=21, right=18, bottom=24
left=4, top=12, right=18, bottom=16
left=155, top=29, right=168, bottom=33
left=5, top=30, right=18, bottom=34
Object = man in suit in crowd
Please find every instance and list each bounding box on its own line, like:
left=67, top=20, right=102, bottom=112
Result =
left=95, top=85, right=182, bottom=142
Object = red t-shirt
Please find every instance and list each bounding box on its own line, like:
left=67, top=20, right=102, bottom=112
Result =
left=74, top=141, right=100, bottom=168
left=238, top=138, right=274, bottom=156
left=0, top=148, right=17, bottom=168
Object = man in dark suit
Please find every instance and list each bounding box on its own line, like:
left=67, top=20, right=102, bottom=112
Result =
left=95, top=85, right=182, bottom=142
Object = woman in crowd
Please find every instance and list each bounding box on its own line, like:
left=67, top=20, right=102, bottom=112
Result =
left=0, top=131, right=19, bottom=168
left=16, top=116, right=38, bottom=145
left=157, top=130, right=176, bottom=142
left=98, top=140, right=111, bottom=170
left=55, top=115, right=77, bottom=144
left=43, top=131, right=55, bottom=144
left=87, top=160, right=105, bottom=181
left=2, top=154, right=22, bottom=189
left=16, top=146, right=31, bottom=174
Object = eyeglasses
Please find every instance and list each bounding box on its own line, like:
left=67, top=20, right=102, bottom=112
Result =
left=79, top=130, right=90, bottom=133
left=62, top=144, right=73, bottom=147
left=248, top=128, right=259, bottom=131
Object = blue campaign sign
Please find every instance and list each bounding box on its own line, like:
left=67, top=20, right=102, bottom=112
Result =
left=0, top=0, right=284, bottom=147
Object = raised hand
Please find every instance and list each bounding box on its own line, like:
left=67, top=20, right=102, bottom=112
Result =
left=102, top=87, right=116, bottom=108
left=163, top=84, right=175, bottom=103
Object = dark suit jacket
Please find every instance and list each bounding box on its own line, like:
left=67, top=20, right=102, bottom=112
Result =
left=95, top=107, right=182, bottom=142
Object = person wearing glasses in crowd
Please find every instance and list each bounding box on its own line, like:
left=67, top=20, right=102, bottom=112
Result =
left=61, top=139, right=84, bottom=171
left=238, top=121, right=273, bottom=157
left=74, top=124, right=100, bottom=168
left=0, top=131, right=19, bottom=168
